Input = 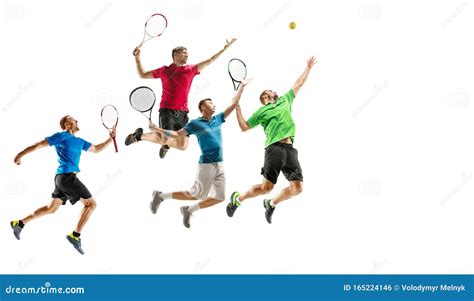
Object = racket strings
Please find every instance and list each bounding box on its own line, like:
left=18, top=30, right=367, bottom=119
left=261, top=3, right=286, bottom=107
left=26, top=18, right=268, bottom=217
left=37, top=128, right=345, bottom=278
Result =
left=101, top=106, right=118, bottom=129
left=130, top=88, right=156, bottom=112
left=145, top=15, right=167, bottom=37
left=229, top=61, right=247, bottom=82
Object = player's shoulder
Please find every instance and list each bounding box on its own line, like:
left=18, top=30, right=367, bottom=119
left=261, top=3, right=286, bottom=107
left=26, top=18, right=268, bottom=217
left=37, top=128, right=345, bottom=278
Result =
left=216, top=112, right=225, bottom=121
left=281, top=89, right=295, bottom=98
left=187, top=117, right=201, bottom=125
left=50, top=131, right=68, bottom=138
left=46, top=131, right=69, bottom=144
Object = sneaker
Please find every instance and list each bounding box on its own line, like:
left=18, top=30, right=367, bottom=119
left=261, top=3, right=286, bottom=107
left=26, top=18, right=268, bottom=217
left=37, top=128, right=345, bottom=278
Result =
left=180, top=206, right=192, bottom=228
left=150, top=190, right=163, bottom=214
left=66, top=234, right=84, bottom=255
left=10, top=220, right=22, bottom=240
left=263, top=199, right=275, bottom=224
left=226, top=191, right=240, bottom=217
left=159, top=145, right=170, bottom=159
left=125, top=128, right=143, bottom=146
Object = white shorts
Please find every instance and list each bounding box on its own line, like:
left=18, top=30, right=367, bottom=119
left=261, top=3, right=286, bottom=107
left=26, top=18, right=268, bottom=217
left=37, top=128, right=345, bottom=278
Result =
left=189, top=162, right=225, bottom=201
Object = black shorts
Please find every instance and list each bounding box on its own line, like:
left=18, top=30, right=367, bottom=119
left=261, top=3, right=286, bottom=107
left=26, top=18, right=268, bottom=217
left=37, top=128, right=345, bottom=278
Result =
left=261, top=142, right=303, bottom=184
left=159, top=108, right=189, bottom=131
left=51, top=173, right=92, bottom=205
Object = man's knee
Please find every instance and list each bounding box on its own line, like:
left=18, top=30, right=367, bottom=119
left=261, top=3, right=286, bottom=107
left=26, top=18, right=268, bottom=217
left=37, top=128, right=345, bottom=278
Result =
left=262, top=182, right=274, bottom=194
left=291, top=182, right=303, bottom=195
left=47, top=205, right=60, bottom=214
left=47, top=199, right=63, bottom=213
left=82, top=198, right=97, bottom=209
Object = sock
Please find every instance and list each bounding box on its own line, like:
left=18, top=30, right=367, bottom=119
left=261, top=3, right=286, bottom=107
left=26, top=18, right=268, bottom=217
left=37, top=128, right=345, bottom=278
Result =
left=18, top=220, right=25, bottom=228
left=160, top=192, right=172, bottom=200
left=72, top=231, right=81, bottom=238
left=188, top=203, right=200, bottom=213
left=269, top=199, right=276, bottom=208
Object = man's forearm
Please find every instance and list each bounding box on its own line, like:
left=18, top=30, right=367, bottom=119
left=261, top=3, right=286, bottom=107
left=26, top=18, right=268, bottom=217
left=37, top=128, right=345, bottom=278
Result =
left=151, top=126, right=180, bottom=138
left=236, top=106, right=250, bottom=131
left=295, top=67, right=311, bottom=89
left=198, top=38, right=236, bottom=71
left=15, top=144, right=36, bottom=160
left=94, top=138, right=112, bottom=153
left=14, top=140, right=48, bottom=164
left=135, top=57, right=146, bottom=77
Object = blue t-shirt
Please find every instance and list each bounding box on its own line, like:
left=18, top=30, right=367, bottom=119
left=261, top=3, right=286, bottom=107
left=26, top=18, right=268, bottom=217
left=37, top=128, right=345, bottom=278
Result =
left=46, top=131, right=92, bottom=174
left=184, top=112, right=225, bottom=163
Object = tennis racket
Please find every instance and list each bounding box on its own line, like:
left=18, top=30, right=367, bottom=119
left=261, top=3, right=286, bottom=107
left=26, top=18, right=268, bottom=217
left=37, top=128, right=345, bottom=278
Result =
left=228, top=58, right=247, bottom=90
left=101, top=105, right=119, bottom=152
left=133, top=13, right=168, bottom=55
left=129, top=86, right=156, bottom=122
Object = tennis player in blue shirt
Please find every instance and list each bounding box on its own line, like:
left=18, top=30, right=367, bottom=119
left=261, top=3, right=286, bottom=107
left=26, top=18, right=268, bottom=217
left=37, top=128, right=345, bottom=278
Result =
left=11, top=115, right=115, bottom=255
left=148, top=79, right=251, bottom=228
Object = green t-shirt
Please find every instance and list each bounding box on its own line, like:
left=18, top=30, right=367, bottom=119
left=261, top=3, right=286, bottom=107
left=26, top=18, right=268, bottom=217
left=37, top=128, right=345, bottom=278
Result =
left=247, top=89, right=296, bottom=147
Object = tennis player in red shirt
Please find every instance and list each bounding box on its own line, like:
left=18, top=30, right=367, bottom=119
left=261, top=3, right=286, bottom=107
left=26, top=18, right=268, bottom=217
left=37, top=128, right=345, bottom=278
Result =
left=126, top=38, right=236, bottom=159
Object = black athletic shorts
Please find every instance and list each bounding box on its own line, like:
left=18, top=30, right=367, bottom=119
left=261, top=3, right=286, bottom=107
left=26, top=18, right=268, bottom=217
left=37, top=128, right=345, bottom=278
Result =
left=261, top=142, right=303, bottom=184
left=159, top=108, right=189, bottom=131
left=51, top=173, right=92, bottom=205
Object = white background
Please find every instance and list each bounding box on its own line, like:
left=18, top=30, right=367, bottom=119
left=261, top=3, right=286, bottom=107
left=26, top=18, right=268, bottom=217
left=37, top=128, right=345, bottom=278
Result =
left=0, top=0, right=473, bottom=274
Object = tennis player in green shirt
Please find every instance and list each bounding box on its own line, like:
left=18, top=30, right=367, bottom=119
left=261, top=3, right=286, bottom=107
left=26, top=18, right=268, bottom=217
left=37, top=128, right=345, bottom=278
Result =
left=226, top=56, right=317, bottom=223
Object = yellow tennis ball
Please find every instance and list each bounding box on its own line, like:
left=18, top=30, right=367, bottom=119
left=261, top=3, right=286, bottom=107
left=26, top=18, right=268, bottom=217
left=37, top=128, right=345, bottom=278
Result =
left=289, top=22, right=296, bottom=29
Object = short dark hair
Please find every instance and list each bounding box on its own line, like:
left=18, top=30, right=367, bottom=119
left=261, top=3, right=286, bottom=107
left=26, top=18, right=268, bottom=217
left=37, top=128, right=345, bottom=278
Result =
left=172, top=46, right=187, bottom=59
left=59, top=115, right=70, bottom=130
left=198, top=98, right=212, bottom=112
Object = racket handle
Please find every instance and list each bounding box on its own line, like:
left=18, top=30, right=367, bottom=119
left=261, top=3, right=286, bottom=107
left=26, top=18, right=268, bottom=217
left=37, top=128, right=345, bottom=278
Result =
left=113, top=137, right=118, bottom=153
left=133, top=43, right=143, bottom=56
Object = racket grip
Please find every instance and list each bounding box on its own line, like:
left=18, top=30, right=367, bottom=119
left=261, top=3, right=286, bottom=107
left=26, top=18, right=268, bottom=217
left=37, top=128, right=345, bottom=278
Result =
left=113, top=137, right=118, bottom=153
left=133, top=43, right=143, bottom=56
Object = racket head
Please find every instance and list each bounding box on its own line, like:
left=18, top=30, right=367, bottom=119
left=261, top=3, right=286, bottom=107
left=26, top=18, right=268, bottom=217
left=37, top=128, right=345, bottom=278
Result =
left=144, top=13, right=168, bottom=38
left=129, top=86, right=156, bottom=118
left=101, top=104, right=119, bottom=129
left=228, top=58, right=247, bottom=90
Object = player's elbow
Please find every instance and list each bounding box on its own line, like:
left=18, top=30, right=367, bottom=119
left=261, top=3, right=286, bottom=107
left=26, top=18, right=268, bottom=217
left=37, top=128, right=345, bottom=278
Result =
left=240, top=125, right=250, bottom=132
left=35, top=140, right=49, bottom=150
left=139, top=71, right=153, bottom=79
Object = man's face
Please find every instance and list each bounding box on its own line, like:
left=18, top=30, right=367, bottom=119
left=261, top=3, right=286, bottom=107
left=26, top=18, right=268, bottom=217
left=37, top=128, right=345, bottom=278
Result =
left=65, top=116, right=79, bottom=132
left=201, top=100, right=216, bottom=115
left=261, top=90, right=278, bottom=104
left=174, top=49, right=188, bottom=65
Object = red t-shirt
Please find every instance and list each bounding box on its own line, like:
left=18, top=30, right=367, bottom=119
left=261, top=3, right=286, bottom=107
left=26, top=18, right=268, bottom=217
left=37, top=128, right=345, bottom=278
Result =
left=151, top=64, right=200, bottom=112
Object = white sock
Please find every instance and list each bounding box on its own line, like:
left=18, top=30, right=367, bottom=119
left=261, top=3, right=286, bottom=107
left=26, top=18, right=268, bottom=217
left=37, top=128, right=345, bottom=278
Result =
left=270, top=199, right=276, bottom=208
left=160, top=192, right=172, bottom=200
left=188, top=203, right=200, bottom=213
